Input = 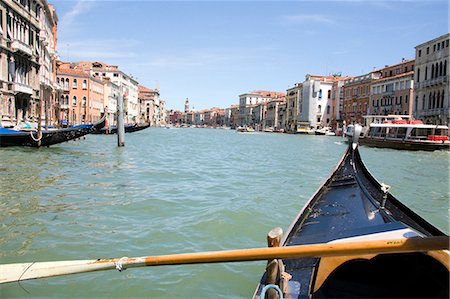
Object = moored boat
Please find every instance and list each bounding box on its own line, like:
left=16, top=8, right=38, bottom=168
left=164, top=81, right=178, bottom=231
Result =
left=315, top=127, right=336, bottom=136
left=359, top=117, right=449, bottom=151
left=253, top=125, right=449, bottom=298
left=0, top=115, right=106, bottom=147
left=91, top=123, right=150, bottom=134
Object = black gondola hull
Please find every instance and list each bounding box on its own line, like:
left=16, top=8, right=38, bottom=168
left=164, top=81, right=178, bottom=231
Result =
left=253, top=142, right=449, bottom=299
left=90, top=124, right=150, bottom=134
left=0, top=117, right=105, bottom=147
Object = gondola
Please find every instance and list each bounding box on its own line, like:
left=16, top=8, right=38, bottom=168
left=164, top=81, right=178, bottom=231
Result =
left=91, top=123, right=150, bottom=134
left=253, top=125, right=449, bottom=299
left=0, top=115, right=106, bottom=147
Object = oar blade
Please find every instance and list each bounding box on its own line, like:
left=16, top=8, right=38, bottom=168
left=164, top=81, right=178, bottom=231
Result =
left=0, top=260, right=114, bottom=284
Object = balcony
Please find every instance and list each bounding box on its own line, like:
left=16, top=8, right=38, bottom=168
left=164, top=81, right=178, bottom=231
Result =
left=11, top=40, right=33, bottom=57
left=416, top=76, right=448, bottom=89
left=14, top=82, right=33, bottom=95
left=60, top=103, right=70, bottom=109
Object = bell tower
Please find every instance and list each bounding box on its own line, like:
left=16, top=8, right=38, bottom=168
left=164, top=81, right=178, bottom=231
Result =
left=184, top=98, right=190, bottom=113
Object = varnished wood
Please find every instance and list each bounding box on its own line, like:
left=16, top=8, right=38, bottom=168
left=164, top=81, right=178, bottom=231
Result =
left=1, top=236, right=448, bottom=284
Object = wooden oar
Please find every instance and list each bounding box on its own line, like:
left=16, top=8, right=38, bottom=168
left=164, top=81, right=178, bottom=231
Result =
left=1, top=236, right=448, bottom=284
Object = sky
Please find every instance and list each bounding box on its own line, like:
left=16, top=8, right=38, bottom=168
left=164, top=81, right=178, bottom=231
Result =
left=52, top=0, right=449, bottom=111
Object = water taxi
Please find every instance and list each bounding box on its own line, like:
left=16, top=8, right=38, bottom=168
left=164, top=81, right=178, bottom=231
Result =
left=360, top=115, right=449, bottom=151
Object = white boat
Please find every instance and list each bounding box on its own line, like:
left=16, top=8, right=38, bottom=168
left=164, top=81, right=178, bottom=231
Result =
left=315, top=127, right=336, bottom=136
left=353, top=115, right=449, bottom=151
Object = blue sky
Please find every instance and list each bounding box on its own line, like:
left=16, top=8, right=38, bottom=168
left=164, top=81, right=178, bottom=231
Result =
left=52, top=0, right=448, bottom=111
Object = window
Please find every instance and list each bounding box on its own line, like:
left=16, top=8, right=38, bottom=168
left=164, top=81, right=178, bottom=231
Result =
left=444, top=60, right=447, bottom=76
left=327, top=105, right=330, bottom=114
left=439, top=61, right=443, bottom=77
left=431, top=65, right=434, bottom=79
left=405, top=95, right=408, bottom=104
left=82, top=96, right=86, bottom=106
left=72, top=78, right=77, bottom=88
left=425, top=66, right=428, bottom=80
left=418, top=49, right=421, bottom=57
left=113, top=73, right=119, bottom=77
left=447, top=40, right=449, bottom=47
left=437, top=43, right=440, bottom=51
left=0, top=9, right=3, bottom=35
left=417, top=68, right=420, bottom=82
left=433, top=44, right=436, bottom=52
left=319, top=89, right=322, bottom=99
left=427, top=47, right=429, bottom=54
left=82, top=80, right=87, bottom=89
left=327, top=90, right=331, bottom=99
left=72, top=96, right=77, bottom=106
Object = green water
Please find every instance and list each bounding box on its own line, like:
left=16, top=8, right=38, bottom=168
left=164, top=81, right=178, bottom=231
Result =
left=0, top=128, right=448, bottom=298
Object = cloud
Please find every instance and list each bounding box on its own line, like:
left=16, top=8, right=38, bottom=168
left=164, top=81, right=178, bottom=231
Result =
left=58, top=39, right=140, bottom=60
left=134, top=47, right=277, bottom=70
left=60, top=0, right=94, bottom=27
left=283, top=14, right=335, bottom=24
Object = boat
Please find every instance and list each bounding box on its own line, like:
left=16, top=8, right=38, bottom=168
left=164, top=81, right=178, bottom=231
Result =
left=91, top=123, right=150, bottom=134
left=356, top=116, right=449, bottom=151
left=0, top=115, right=106, bottom=147
left=236, top=126, right=255, bottom=133
left=297, top=127, right=315, bottom=135
left=315, top=127, right=336, bottom=136
left=253, top=125, right=449, bottom=298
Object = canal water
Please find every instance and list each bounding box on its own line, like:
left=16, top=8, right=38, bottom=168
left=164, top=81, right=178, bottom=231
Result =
left=0, top=128, right=448, bottom=298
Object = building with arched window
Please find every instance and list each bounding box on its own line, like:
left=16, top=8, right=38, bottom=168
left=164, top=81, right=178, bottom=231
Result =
left=56, top=66, right=104, bottom=125
left=0, top=0, right=58, bottom=126
left=414, top=33, right=449, bottom=125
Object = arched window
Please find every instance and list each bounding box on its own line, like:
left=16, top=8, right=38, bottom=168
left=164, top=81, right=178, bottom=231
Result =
left=428, top=93, right=432, bottom=109
left=72, top=78, right=77, bottom=88
left=441, top=90, right=445, bottom=108
left=431, top=64, right=434, bottom=79
left=318, top=104, right=322, bottom=111
left=415, top=96, right=418, bottom=112
left=72, top=96, right=77, bottom=106
left=417, top=68, right=420, bottom=82
left=422, top=95, right=426, bottom=110
left=65, top=95, right=69, bottom=105
left=327, top=105, right=330, bottom=114
left=435, top=63, right=439, bottom=78
left=425, top=66, right=428, bottom=80
left=60, top=95, right=64, bottom=104
left=65, top=78, right=69, bottom=89
left=434, top=92, right=439, bottom=109
left=82, top=80, right=87, bottom=89
left=82, top=96, right=87, bottom=106
left=439, top=61, right=443, bottom=77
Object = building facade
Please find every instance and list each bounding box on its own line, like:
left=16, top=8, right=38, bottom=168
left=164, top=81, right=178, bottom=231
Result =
left=342, top=72, right=381, bottom=124
left=370, top=59, right=414, bottom=117
left=75, top=61, right=140, bottom=124
left=0, top=0, right=58, bottom=126
left=414, top=33, right=449, bottom=124
left=56, top=67, right=104, bottom=125
left=285, top=83, right=301, bottom=132
left=138, top=85, right=160, bottom=125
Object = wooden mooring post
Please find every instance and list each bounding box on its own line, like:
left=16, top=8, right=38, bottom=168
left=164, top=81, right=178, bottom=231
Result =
left=264, top=227, right=283, bottom=299
left=117, top=92, right=125, bottom=147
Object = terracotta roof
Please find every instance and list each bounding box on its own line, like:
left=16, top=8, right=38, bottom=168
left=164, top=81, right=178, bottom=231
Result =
left=57, top=68, right=89, bottom=77
left=251, top=90, right=286, bottom=98
left=373, top=71, right=414, bottom=83
left=139, top=85, right=154, bottom=92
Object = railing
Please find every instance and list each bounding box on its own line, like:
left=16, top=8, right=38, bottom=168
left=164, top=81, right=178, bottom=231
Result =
left=11, top=40, right=33, bottom=56
left=415, top=76, right=448, bottom=89
left=14, top=82, right=33, bottom=95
